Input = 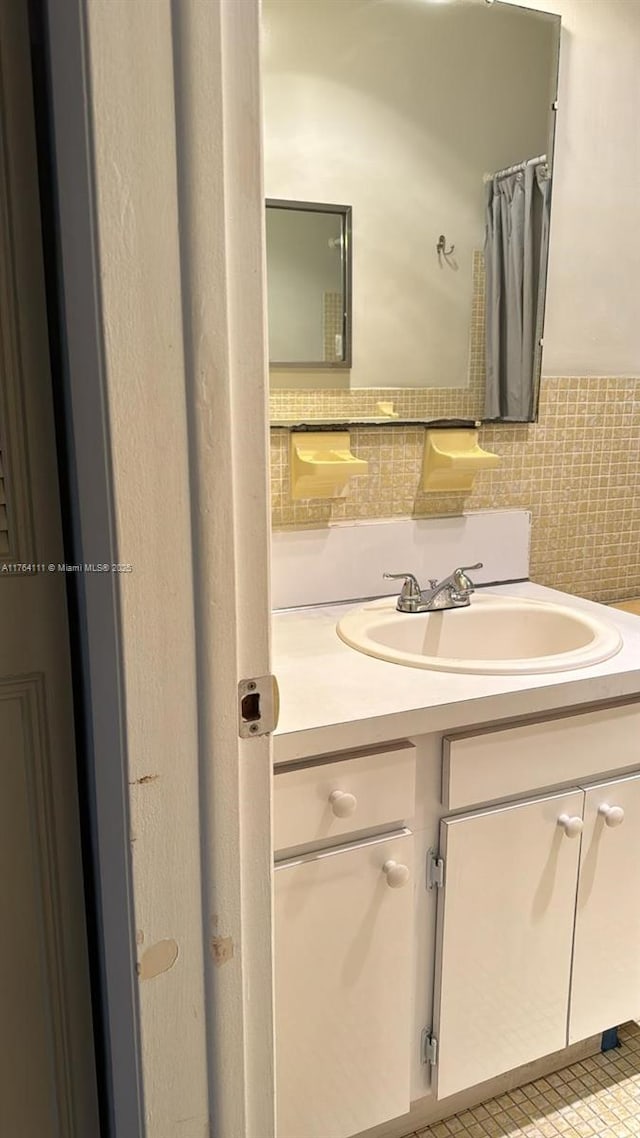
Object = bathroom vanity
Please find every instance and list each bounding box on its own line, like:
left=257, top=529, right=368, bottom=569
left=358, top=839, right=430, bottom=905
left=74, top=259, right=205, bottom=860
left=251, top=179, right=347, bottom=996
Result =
left=272, top=582, right=640, bottom=1138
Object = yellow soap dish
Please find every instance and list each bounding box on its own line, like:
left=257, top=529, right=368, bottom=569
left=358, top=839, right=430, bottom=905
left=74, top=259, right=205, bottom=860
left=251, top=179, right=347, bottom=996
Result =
left=290, top=432, right=368, bottom=500
left=422, top=428, right=500, bottom=492
left=375, top=401, right=399, bottom=418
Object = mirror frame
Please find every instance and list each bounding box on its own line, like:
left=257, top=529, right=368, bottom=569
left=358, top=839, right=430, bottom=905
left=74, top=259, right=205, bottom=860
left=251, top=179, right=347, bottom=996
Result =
left=266, top=198, right=353, bottom=369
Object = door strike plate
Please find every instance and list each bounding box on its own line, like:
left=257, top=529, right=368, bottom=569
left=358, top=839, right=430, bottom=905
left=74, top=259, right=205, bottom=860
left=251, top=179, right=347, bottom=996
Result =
left=238, top=674, right=280, bottom=738
left=421, top=1029, right=438, bottom=1066
left=426, top=848, right=444, bottom=889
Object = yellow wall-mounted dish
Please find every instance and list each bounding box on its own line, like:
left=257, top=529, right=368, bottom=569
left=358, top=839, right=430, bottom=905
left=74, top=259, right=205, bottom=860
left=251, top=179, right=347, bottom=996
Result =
left=290, top=432, right=368, bottom=499
left=422, top=428, right=500, bottom=492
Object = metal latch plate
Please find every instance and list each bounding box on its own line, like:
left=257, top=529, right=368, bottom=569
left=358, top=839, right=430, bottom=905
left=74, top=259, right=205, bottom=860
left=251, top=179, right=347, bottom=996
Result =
left=238, top=674, right=280, bottom=738
left=427, top=849, right=444, bottom=889
left=421, top=1029, right=438, bottom=1066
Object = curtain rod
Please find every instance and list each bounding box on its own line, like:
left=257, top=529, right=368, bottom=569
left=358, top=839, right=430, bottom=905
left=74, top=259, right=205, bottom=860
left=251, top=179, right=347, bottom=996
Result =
left=483, top=154, right=548, bottom=183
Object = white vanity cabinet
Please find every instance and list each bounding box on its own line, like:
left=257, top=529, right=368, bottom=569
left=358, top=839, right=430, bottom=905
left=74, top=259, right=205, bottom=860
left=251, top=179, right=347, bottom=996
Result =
left=273, top=745, right=417, bottom=1138
left=271, top=586, right=640, bottom=1136
left=275, top=832, right=414, bottom=1138
left=431, top=790, right=584, bottom=1099
left=273, top=698, right=640, bottom=1137
left=570, top=771, right=640, bottom=1043
left=431, top=709, right=640, bottom=1101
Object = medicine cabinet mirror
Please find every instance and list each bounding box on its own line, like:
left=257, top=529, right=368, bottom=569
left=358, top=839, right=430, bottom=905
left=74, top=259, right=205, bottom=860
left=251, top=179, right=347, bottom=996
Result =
left=266, top=200, right=352, bottom=369
left=262, top=0, right=561, bottom=426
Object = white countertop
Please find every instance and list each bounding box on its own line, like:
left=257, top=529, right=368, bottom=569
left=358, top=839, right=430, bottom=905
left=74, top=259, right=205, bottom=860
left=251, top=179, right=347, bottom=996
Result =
left=272, top=582, right=640, bottom=764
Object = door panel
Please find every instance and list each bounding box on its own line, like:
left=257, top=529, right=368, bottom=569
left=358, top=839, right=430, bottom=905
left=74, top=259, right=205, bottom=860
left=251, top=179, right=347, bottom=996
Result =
left=0, top=689, right=60, bottom=1136
left=433, top=790, right=584, bottom=1099
left=275, top=831, right=414, bottom=1138
left=0, top=2, right=100, bottom=1134
left=570, top=771, right=640, bottom=1043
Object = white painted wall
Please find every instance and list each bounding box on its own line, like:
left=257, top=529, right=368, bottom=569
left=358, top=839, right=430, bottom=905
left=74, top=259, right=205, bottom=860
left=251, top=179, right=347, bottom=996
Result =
left=263, top=0, right=556, bottom=388
left=509, top=0, right=640, bottom=377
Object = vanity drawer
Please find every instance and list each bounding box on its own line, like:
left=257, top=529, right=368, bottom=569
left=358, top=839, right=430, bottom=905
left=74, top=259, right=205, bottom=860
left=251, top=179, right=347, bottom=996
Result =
left=274, top=742, right=415, bottom=853
left=443, top=702, right=640, bottom=810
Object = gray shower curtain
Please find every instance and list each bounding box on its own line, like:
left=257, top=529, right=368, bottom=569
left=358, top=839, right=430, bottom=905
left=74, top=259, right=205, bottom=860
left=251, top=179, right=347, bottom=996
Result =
left=484, top=161, right=551, bottom=421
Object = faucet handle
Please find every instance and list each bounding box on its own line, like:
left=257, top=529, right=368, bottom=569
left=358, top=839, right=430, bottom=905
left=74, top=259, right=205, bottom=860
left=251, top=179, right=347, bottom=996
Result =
left=383, top=572, right=421, bottom=599
left=452, top=562, right=483, bottom=593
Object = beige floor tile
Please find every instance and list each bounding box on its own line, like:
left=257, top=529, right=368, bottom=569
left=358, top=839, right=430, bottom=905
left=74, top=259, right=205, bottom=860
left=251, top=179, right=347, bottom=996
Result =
left=570, top=1121, right=596, bottom=1137
left=536, top=1123, right=558, bottom=1138
left=405, top=1025, right=640, bottom=1138
left=478, top=1119, right=511, bottom=1138
left=490, top=1112, right=515, bottom=1132
left=505, top=1110, right=530, bottom=1128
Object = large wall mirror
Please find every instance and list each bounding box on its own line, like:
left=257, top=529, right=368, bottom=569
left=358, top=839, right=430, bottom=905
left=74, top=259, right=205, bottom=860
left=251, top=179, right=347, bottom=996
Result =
left=262, top=0, right=561, bottom=425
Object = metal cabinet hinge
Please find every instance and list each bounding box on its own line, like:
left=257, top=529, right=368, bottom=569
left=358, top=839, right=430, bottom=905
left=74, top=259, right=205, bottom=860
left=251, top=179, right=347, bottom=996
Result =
left=426, top=849, right=444, bottom=889
left=421, top=1029, right=438, bottom=1067
left=552, top=99, right=559, bottom=110
left=238, top=674, right=280, bottom=738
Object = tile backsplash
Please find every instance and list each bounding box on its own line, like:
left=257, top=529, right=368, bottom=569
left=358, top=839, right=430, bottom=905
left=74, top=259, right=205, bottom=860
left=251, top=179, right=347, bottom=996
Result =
left=270, top=376, right=640, bottom=604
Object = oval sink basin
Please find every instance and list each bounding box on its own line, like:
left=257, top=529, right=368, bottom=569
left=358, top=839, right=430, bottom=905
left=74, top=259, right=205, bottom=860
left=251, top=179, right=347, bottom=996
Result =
left=336, top=594, right=622, bottom=674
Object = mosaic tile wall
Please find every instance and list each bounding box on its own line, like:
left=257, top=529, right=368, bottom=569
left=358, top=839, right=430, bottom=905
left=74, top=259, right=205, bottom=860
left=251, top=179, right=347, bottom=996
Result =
left=270, top=376, right=640, bottom=604
left=323, top=290, right=343, bottom=364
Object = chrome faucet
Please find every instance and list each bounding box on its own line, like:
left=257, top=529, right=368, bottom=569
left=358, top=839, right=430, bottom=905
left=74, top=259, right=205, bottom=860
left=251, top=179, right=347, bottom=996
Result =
left=383, top=563, right=483, bottom=613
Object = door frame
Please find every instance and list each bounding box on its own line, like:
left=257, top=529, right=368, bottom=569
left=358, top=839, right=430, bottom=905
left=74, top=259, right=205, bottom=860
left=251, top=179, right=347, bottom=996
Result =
left=45, top=1, right=274, bottom=1134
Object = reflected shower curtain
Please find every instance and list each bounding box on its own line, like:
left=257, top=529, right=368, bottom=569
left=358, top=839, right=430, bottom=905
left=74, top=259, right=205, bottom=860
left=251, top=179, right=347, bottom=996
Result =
left=484, top=162, right=551, bottom=421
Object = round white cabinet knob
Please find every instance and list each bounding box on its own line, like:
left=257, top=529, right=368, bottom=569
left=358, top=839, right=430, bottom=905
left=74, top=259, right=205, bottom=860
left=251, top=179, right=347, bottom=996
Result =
left=599, top=803, right=625, bottom=827
left=558, top=813, right=584, bottom=838
left=329, top=790, right=357, bottom=818
left=382, top=859, right=410, bottom=888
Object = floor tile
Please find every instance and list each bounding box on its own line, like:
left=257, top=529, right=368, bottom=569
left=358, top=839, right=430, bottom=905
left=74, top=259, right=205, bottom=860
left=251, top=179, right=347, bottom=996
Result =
left=412, top=1024, right=640, bottom=1138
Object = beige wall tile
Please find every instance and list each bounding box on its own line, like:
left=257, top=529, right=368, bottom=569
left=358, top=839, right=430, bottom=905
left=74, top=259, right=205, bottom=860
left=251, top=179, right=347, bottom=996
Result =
left=270, top=376, right=640, bottom=603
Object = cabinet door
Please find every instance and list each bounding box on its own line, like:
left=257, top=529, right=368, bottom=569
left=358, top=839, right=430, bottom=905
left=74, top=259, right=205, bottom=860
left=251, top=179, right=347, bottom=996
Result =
left=433, top=790, right=584, bottom=1099
left=275, top=831, right=413, bottom=1138
left=569, top=771, right=640, bottom=1044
